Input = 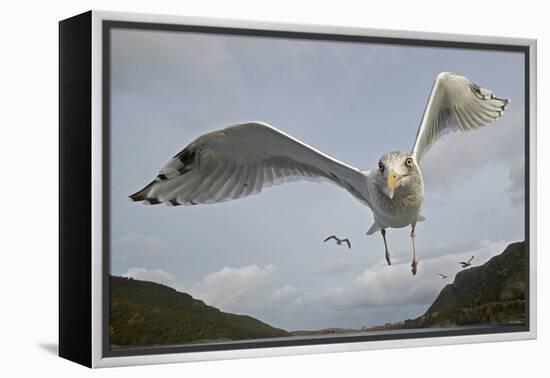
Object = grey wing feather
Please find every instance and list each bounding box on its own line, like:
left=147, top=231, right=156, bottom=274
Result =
left=411, top=72, right=510, bottom=163
left=130, top=122, right=369, bottom=207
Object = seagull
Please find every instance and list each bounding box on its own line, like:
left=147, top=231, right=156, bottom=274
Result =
left=437, top=273, right=449, bottom=279
left=130, top=72, right=509, bottom=276
left=459, top=256, right=475, bottom=268
left=324, top=235, right=352, bottom=249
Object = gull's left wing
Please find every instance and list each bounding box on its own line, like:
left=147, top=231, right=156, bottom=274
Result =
left=411, top=72, right=510, bottom=163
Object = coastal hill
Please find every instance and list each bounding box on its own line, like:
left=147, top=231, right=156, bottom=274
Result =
left=110, top=276, right=289, bottom=347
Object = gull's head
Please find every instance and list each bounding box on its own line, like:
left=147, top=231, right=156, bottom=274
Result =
left=376, top=151, right=419, bottom=199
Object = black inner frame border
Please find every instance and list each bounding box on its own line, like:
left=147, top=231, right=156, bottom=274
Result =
left=102, top=19, right=531, bottom=358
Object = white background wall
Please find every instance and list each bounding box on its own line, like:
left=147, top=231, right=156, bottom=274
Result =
left=0, top=0, right=546, bottom=376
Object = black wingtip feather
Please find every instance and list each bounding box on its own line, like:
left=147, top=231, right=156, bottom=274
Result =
left=129, top=181, right=155, bottom=202
left=168, top=199, right=181, bottom=206
left=145, top=198, right=161, bottom=205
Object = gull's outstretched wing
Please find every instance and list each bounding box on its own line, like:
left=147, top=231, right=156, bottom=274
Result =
left=324, top=236, right=338, bottom=243
left=342, top=238, right=352, bottom=249
left=130, top=122, right=369, bottom=207
left=411, top=72, right=510, bottom=163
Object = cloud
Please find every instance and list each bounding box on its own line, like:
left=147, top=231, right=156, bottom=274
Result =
left=183, top=264, right=279, bottom=312
left=121, top=267, right=176, bottom=287
left=271, top=285, right=301, bottom=306
left=322, top=239, right=510, bottom=310
left=420, top=111, right=524, bottom=204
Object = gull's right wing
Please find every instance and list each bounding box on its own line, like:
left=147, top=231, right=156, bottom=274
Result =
left=130, top=122, right=370, bottom=207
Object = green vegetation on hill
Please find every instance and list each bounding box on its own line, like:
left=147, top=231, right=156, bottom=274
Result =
left=110, top=276, right=289, bottom=347
left=370, top=241, right=526, bottom=330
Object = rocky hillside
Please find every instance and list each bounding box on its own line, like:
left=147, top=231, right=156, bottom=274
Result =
left=391, top=241, right=526, bottom=329
left=110, top=276, right=289, bottom=347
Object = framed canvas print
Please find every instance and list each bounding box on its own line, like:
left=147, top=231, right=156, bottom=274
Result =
left=59, top=10, right=537, bottom=368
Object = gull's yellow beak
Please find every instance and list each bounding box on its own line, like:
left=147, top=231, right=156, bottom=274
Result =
left=387, top=169, right=402, bottom=199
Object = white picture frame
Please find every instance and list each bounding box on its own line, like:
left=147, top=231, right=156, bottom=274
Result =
left=59, top=10, right=537, bottom=368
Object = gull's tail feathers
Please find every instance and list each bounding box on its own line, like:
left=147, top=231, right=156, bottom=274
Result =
left=366, top=222, right=380, bottom=235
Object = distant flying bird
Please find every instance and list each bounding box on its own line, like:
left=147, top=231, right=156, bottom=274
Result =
left=459, top=256, right=475, bottom=268
left=437, top=273, right=449, bottom=279
left=130, top=72, right=509, bottom=276
left=323, top=235, right=352, bottom=249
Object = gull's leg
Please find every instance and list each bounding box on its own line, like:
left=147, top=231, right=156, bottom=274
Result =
left=410, top=225, right=418, bottom=276
left=381, top=229, right=391, bottom=266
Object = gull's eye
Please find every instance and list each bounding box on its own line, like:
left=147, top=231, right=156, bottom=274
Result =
left=378, top=162, right=384, bottom=172
left=405, top=157, right=413, bottom=168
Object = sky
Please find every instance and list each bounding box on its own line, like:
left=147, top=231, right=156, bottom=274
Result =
left=109, top=27, right=525, bottom=331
